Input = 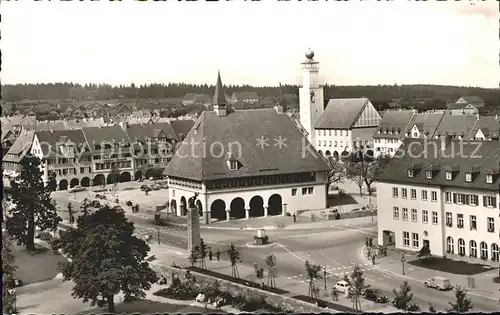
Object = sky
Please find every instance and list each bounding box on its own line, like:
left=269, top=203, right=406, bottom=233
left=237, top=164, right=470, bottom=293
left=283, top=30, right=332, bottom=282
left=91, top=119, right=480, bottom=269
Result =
left=1, top=1, right=498, bottom=88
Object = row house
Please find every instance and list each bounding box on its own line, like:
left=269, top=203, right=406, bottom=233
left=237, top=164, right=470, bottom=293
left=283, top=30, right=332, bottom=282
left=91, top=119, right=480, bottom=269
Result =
left=374, top=112, right=499, bottom=157
left=447, top=96, right=485, bottom=116
left=314, top=98, right=382, bottom=158
left=376, top=138, right=500, bottom=265
left=230, top=91, right=259, bottom=105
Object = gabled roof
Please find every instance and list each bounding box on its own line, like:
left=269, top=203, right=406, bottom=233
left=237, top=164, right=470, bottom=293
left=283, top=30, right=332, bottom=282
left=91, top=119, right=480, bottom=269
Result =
left=447, top=103, right=477, bottom=110
left=125, top=122, right=178, bottom=143
left=408, top=112, right=444, bottom=137
left=170, top=119, right=195, bottom=140
left=434, top=115, right=477, bottom=137
left=4, top=130, right=35, bottom=163
left=457, top=96, right=484, bottom=104
left=470, top=116, right=500, bottom=139
left=34, top=129, right=88, bottom=156
left=232, top=91, right=259, bottom=99
left=315, top=98, right=370, bottom=129
left=165, top=108, right=328, bottom=181
left=373, top=111, right=415, bottom=140
left=81, top=125, right=130, bottom=151
left=376, top=138, right=500, bottom=191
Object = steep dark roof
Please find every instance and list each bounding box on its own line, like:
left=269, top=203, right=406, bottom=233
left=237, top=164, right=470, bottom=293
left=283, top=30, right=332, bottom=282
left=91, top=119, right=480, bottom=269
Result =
left=4, top=131, right=35, bottom=163
left=315, top=98, right=370, bottom=129
left=434, top=115, right=477, bottom=137
left=126, top=122, right=178, bottom=143
left=170, top=119, right=195, bottom=139
left=35, top=129, right=87, bottom=156
left=373, top=111, right=415, bottom=140
left=375, top=138, right=500, bottom=191
left=458, top=96, right=484, bottom=104
left=470, top=116, right=500, bottom=139
left=82, top=125, right=130, bottom=152
left=447, top=103, right=471, bottom=110
left=213, top=71, right=226, bottom=106
left=408, top=113, right=444, bottom=137
left=165, top=108, right=328, bottom=181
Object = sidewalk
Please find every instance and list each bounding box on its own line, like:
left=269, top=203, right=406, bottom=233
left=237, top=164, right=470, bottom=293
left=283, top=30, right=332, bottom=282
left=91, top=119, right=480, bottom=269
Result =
left=363, top=246, right=500, bottom=300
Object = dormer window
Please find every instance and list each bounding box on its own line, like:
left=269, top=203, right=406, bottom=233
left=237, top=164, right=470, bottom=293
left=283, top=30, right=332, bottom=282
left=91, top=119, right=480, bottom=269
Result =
left=446, top=171, right=452, bottom=180
left=229, top=160, right=238, bottom=170
left=426, top=171, right=433, bottom=179
left=465, top=173, right=472, bottom=182
left=377, top=130, right=381, bottom=134
left=407, top=169, right=414, bottom=178
left=486, top=174, right=493, bottom=184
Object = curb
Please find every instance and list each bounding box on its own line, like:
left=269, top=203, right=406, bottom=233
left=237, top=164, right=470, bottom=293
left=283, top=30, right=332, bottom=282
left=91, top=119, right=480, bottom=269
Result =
left=245, top=241, right=277, bottom=248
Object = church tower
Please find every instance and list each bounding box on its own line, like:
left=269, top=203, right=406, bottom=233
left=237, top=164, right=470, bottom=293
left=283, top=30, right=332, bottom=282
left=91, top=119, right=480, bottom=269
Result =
left=299, top=49, right=324, bottom=145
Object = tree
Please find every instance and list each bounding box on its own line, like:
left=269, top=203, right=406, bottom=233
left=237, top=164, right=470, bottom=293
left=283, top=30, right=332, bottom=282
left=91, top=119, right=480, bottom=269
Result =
left=392, top=281, right=419, bottom=312
left=67, top=202, right=75, bottom=224
left=304, top=260, right=322, bottom=299
left=265, top=254, right=277, bottom=288
left=47, top=171, right=57, bottom=192
left=2, top=230, right=17, bottom=283
left=189, top=246, right=199, bottom=267
left=57, top=205, right=158, bottom=313
left=417, top=244, right=432, bottom=261
left=346, top=160, right=365, bottom=196
left=198, top=238, right=208, bottom=269
left=363, top=155, right=391, bottom=196
left=227, top=243, right=241, bottom=278
left=349, top=265, right=367, bottom=312
left=80, top=198, right=92, bottom=216
left=325, top=156, right=346, bottom=188
left=447, top=285, right=473, bottom=312
left=7, top=157, right=62, bottom=251
left=108, top=163, right=120, bottom=189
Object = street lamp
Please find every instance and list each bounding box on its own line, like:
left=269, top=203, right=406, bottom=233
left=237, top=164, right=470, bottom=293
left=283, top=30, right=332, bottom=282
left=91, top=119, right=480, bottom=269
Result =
left=324, top=265, right=327, bottom=290
left=157, top=227, right=160, bottom=245
left=401, top=253, right=406, bottom=275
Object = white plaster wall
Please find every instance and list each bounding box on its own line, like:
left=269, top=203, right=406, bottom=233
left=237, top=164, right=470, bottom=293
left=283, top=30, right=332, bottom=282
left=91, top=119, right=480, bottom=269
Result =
left=377, top=181, right=445, bottom=256
left=315, top=129, right=351, bottom=153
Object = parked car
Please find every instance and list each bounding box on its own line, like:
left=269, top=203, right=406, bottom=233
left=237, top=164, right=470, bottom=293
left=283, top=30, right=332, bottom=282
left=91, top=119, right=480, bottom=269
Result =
left=362, top=288, right=388, bottom=303
left=424, top=276, right=452, bottom=290
left=334, top=280, right=351, bottom=294
left=69, top=185, right=86, bottom=193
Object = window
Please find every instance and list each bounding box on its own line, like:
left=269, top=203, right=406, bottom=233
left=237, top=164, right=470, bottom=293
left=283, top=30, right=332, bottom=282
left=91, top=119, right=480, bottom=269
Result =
left=334, top=141, right=338, bottom=147
left=407, top=169, right=414, bottom=178
left=492, top=244, right=499, bottom=262
left=402, top=208, right=408, bottom=221
left=402, top=188, right=408, bottom=199
left=469, top=240, right=477, bottom=258
left=403, top=231, right=410, bottom=247
left=172, top=190, right=175, bottom=197
left=484, top=196, right=496, bottom=208
left=446, top=171, right=452, bottom=180
left=426, top=170, right=432, bottom=179
left=229, top=160, right=238, bottom=170
left=334, top=130, right=337, bottom=136
left=432, top=211, right=438, bottom=224
left=393, top=207, right=400, bottom=220
left=317, top=141, right=321, bottom=147
left=470, top=215, right=477, bottom=230
left=291, top=188, right=297, bottom=196
left=487, top=217, right=495, bottom=232
left=480, top=242, right=488, bottom=260
left=80, top=167, right=84, bottom=174
left=445, top=212, right=452, bottom=227
left=410, top=189, right=416, bottom=199
left=458, top=238, right=465, bottom=256
left=486, top=174, right=493, bottom=184
left=422, top=210, right=428, bottom=223
left=412, top=233, right=419, bottom=248
left=431, top=191, right=437, bottom=202
left=455, top=193, right=464, bottom=204
left=329, top=141, right=332, bottom=147
left=302, top=188, right=307, bottom=195
left=446, top=237, right=454, bottom=253
left=307, top=187, right=314, bottom=194
left=421, top=190, right=428, bottom=201
left=411, top=209, right=418, bottom=222
left=445, top=192, right=452, bottom=203
left=329, top=130, right=332, bottom=136
left=469, top=194, right=478, bottom=206
left=457, top=214, right=464, bottom=228
left=465, top=173, right=472, bottom=182
left=392, top=187, right=399, bottom=198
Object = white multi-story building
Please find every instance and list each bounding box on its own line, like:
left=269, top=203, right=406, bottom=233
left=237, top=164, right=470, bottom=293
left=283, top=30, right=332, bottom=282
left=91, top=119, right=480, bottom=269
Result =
left=376, top=138, right=500, bottom=264
left=314, top=98, right=381, bottom=157
left=373, top=110, right=415, bottom=157
left=299, top=49, right=325, bottom=146
left=165, top=71, right=329, bottom=224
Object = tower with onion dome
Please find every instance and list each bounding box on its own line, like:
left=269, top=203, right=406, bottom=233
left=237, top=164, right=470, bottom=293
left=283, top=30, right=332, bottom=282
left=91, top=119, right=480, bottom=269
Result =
left=299, top=49, right=325, bottom=145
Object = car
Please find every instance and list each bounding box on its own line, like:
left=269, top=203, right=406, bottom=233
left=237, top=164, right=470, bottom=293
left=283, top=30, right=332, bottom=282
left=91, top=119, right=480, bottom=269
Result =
left=334, top=280, right=351, bottom=294
left=68, top=185, right=86, bottom=193
left=424, top=276, right=452, bottom=291
left=362, top=288, right=388, bottom=303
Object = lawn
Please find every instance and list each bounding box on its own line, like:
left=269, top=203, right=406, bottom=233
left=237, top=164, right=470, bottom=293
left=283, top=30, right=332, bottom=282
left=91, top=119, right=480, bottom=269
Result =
left=408, top=257, right=497, bottom=275
left=14, top=244, right=67, bottom=284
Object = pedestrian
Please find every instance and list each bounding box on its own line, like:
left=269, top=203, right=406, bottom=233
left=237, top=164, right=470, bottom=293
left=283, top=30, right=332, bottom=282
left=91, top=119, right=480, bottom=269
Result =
left=292, top=213, right=296, bottom=223
left=331, top=288, right=338, bottom=301
left=372, top=254, right=376, bottom=265
left=369, top=238, right=373, bottom=247
left=145, top=234, right=151, bottom=244
left=216, top=249, right=220, bottom=261
left=365, top=237, right=369, bottom=247
left=428, top=303, right=436, bottom=313
left=209, top=249, right=213, bottom=260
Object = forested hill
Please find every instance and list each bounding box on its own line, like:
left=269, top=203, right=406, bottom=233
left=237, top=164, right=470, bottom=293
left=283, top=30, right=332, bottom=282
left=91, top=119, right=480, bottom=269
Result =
left=2, top=82, right=498, bottom=106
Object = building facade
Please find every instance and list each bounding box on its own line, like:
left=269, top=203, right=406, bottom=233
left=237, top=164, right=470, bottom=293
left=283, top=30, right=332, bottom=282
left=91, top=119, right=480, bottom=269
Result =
left=165, top=71, right=329, bottom=224
left=376, top=138, right=500, bottom=264
left=373, top=111, right=415, bottom=157
left=299, top=49, right=325, bottom=145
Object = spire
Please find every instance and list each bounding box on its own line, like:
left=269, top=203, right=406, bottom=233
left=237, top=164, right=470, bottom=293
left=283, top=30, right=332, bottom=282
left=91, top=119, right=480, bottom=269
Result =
left=213, top=70, right=226, bottom=106
left=213, top=70, right=227, bottom=117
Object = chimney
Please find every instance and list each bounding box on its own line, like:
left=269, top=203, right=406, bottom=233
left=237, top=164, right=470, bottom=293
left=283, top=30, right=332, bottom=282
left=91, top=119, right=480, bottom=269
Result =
left=213, top=70, right=227, bottom=117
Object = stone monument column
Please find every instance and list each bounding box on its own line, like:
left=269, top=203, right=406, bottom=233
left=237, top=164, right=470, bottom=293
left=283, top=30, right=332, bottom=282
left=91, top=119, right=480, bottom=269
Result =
left=187, top=194, right=201, bottom=253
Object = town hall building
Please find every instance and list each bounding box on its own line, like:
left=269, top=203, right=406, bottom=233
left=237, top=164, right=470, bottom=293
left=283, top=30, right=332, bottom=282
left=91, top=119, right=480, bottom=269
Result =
left=165, top=71, right=329, bottom=224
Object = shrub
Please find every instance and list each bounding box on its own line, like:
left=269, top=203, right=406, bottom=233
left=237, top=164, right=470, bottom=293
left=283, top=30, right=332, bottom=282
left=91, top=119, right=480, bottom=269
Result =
left=126, top=201, right=133, bottom=207
left=37, top=231, right=53, bottom=242
left=51, top=238, right=60, bottom=253
left=285, top=212, right=291, bottom=216
left=115, top=198, right=120, bottom=204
